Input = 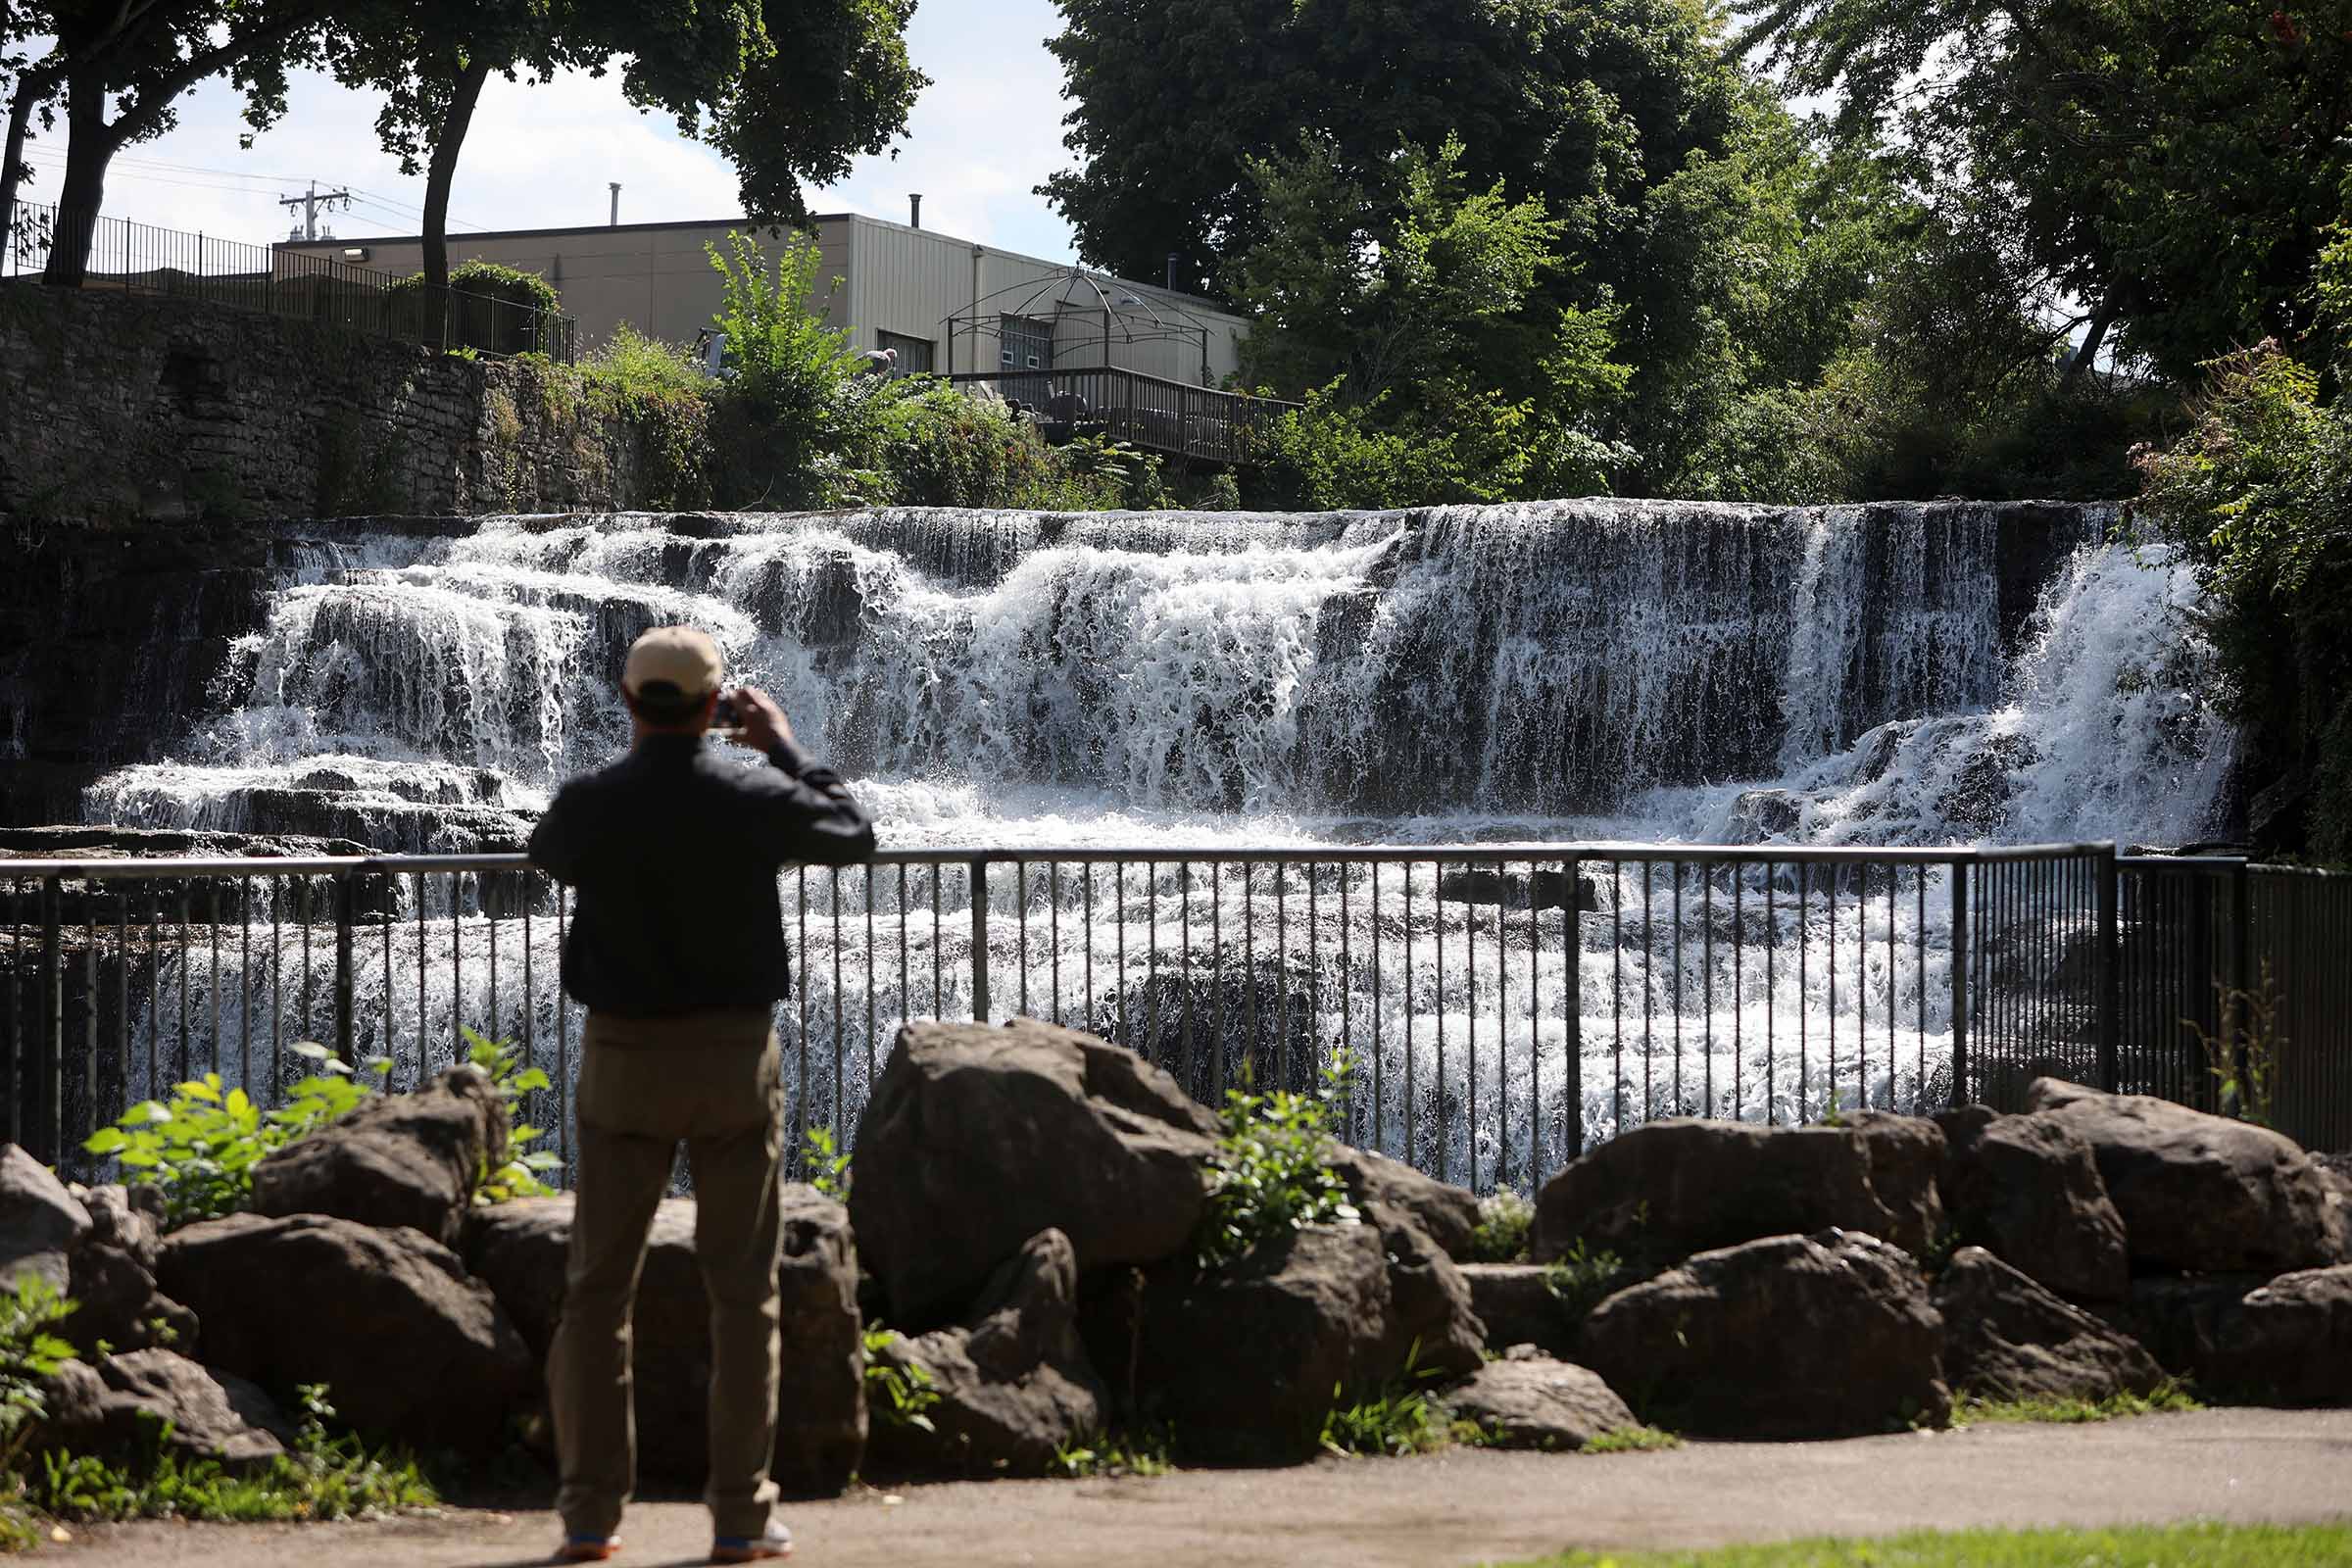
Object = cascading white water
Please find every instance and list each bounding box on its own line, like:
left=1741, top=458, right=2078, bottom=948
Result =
left=79, top=501, right=2236, bottom=1182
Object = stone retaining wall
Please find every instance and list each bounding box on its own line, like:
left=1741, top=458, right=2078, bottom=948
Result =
left=0, top=284, right=657, bottom=522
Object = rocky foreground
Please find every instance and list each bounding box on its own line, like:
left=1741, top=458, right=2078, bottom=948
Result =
left=4, top=1016, right=2351, bottom=1487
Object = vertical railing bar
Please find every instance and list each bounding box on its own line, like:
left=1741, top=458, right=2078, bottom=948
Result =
left=1435, top=857, right=1447, bottom=1186
left=1765, top=862, right=1777, bottom=1125
left=1049, top=862, right=1061, bottom=1027
left=1243, top=862, right=1256, bottom=1078
left=1402, top=861, right=1415, bottom=1169
left=208, top=880, right=220, bottom=1081
left=1797, top=861, right=1809, bottom=1121
left=1612, top=861, right=1623, bottom=1137
left=1339, top=859, right=1352, bottom=1143
left=1560, top=857, right=1580, bottom=1166
left=146, top=890, right=160, bottom=1113
left=1915, top=867, right=1926, bottom=1113
left=2096, top=847, right=2120, bottom=1095
left=1732, top=862, right=1743, bottom=1122
left=448, top=873, right=463, bottom=1066
left=333, top=874, right=355, bottom=1068
left=177, top=887, right=189, bottom=1088
left=4, top=881, right=18, bottom=1150
left=300, top=878, right=315, bottom=1058
left=831, top=869, right=845, bottom=1134
left=1672, top=860, right=1685, bottom=1117
left=556, top=880, right=571, bottom=1166
left=931, top=863, right=943, bottom=1022
left=1180, top=862, right=1195, bottom=1096
left=1701, top=863, right=1714, bottom=1117
left=1016, top=860, right=1029, bottom=1020
left=1210, top=861, right=1224, bottom=1101
left=521, top=883, right=535, bottom=1068
left=486, top=874, right=500, bottom=1049
left=269, top=875, right=282, bottom=1101
left=1081, top=862, right=1093, bottom=1044
left=42, top=877, right=63, bottom=1161
left=1276, top=863, right=1289, bottom=1089
left=1309, top=862, right=1322, bottom=1102
left=1491, top=866, right=1503, bottom=1184
left=1951, top=856, right=1970, bottom=1108
left=1827, top=862, right=1838, bottom=1116
left=864, top=869, right=878, bottom=1107
left=87, top=884, right=101, bottom=1151
left=1885, top=865, right=1895, bottom=1109
left=1113, top=864, right=1126, bottom=1046
left=1642, top=859, right=1654, bottom=1123
left=1370, top=862, right=1383, bottom=1154
left=967, top=859, right=988, bottom=1024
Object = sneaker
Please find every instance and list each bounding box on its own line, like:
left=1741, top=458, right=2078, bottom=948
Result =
left=556, top=1537, right=621, bottom=1563
left=710, top=1520, right=794, bottom=1562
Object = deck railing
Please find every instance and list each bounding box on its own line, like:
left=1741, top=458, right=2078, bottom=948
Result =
left=3, top=844, right=2344, bottom=1185
left=946, top=368, right=1298, bottom=466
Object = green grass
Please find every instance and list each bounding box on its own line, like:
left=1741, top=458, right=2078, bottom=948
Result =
left=1495, top=1522, right=2352, bottom=1566
left=1956, top=1383, right=2202, bottom=1426
left=1581, top=1424, right=1683, bottom=1454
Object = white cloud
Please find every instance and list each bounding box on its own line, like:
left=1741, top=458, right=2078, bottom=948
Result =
left=10, top=0, right=1083, bottom=262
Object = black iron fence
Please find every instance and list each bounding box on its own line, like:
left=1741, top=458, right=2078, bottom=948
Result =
left=2, top=202, right=578, bottom=364
left=945, top=368, right=1298, bottom=466
left=3, top=844, right=2344, bottom=1187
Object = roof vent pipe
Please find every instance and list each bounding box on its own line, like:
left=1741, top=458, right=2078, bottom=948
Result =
left=909, top=193, right=923, bottom=229
left=1165, top=251, right=1179, bottom=291
left=609, top=182, right=620, bottom=227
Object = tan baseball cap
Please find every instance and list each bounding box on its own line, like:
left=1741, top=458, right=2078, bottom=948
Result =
left=621, top=625, right=723, bottom=701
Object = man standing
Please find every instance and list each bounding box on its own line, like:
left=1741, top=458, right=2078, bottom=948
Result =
left=528, top=625, right=874, bottom=1565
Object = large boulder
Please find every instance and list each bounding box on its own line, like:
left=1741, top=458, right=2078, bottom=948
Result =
left=1438, top=1347, right=1639, bottom=1450
left=2025, top=1079, right=2341, bottom=1275
left=2092, top=1273, right=2271, bottom=1382
left=2316, top=1154, right=2352, bottom=1258
left=1119, top=1222, right=1392, bottom=1465
left=2204, top=1265, right=2352, bottom=1406
left=1356, top=1198, right=1488, bottom=1381
left=464, top=1188, right=864, bottom=1494
left=158, top=1212, right=531, bottom=1455
left=61, top=1186, right=198, bottom=1359
left=1578, top=1229, right=1950, bottom=1440
left=1933, top=1247, right=2165, bottom=1402
left=1533, top=1113, right=1945, bottom=1268
left=1934, top=1106, right=2129, bottom=1300
left=1, top=1143, right=89, bottom=1292
left=852, top=1019, right=1219, bottom=1328
left=1326, top=1146, right=1481, bottom=1262
left=250, top=1066, right=507, bottom=1248
left=36, top=1349, right=294, bottom=1469
left=869, top=1229, right=1107, bottom=1478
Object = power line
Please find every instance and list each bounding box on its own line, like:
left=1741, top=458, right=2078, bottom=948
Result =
left=15, top=145, right=491, bottom=233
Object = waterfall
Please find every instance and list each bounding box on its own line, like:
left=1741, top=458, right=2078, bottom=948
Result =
left=61, top=499, right=2237, bottom=1183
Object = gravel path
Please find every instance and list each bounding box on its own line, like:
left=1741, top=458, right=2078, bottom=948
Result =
left=61, top=1408, right=2352, bottom=1567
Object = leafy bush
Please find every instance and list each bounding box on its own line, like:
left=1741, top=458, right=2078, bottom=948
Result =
left=389, top=261, right=564, bottom=356
left=704, top=229, right=876, bottom=506
left=1194, top=1052, right=1361, bottom=1270
left=1543, top=1239, right=1632, bottom=1325
left=1320, top=1379, right=1453, bottom=1457
left=462, top=1028, right=562, bottom=1203
left=860, top=1326, right=939, bottom=1434
left=1956, top=1383, right=2200, bottom=1426
left=1052, top=1428, right=1171, bottom=1478
left=871, top=379, right=1066, bottom=508
left=23, top=1385, right=433, bottom=1525
left=1579, top=1423, right=1682, bottom=1453
left=802, top=1126, right=852, bottom=1200
left=1, top=1281, right=75, bottom=1476
left=577, top=327, right=715, bottom=510
left=82, top=1049, right=386, bottom=1230
left=1469, top=1192, right=1535, bottom=1263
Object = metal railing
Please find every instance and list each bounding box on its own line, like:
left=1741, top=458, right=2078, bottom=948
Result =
left=4, top=843, right=2344, bottom=1187
left=3, top=202, right=578, bottom=364
left=946, top=368, right=1298, bottom=466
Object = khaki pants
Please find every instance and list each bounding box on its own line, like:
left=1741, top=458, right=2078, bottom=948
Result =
left=549, top=1008, right=785, bottom=1542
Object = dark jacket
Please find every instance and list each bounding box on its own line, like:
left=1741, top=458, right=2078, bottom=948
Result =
left=526, top=732, right=875, bottom=1016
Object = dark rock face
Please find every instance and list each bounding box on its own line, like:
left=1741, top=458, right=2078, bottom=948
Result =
left=158, top=1212, right=531, bottom=1455
left=852, top=1019, right=1219, bottom=1329
left=1, top=1143, right=89, bottom=1292
left=1461, top=1264, right=1578, bottom=1360
left=1355, top=1198, right=1487, bottom=1381
left=1326, top=1146, right=1481, bottom=1263
left=2205, top=1265, right=2352, bottom=1406
left=251, top=1066, right=507, bottom=1247
left=1439, top=1347, right=1638, bottom=1450
left=1129, top=1223, right=1392, bottom=1465
left=2315, top=1154, right=2352, bottom=1259
left=870, top=1229, right=1107, bottom=1478
left=38, top=1349, right=295, bottom=1469
left=2026, top=1079, right=2343, bottom=1275
left=1933, top=1247, right=2165, bottom=1402
left=464, top=1190, right=864, bottom=1494
left=62, top=1184, right=197, bottom=1358
left=2093, top=1274, right=2272, bottom=1382
left=1935, top=1105, right=2129, bottom=1300
left=1533, top=1113, right=1946, bottom=1268
left=1578, top=1229, right=1950, bottom=1440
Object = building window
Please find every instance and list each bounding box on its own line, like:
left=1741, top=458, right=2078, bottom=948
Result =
left=878, top=330, right=934, bottom=374
left=999, top=316, right=1052, bottom=371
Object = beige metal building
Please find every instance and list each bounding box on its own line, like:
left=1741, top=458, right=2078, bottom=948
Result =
left=276, top=210, right=1250, bottom=385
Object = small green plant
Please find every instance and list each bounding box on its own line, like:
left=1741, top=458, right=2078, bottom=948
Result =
left=1543, top=1238, right=1630, bottom=1324
left=21, top=1384, right=433, bottom=1525
left=803, top=1126, right=852, bottom=1200
left=1581, top=1423, right=1683, bottom=1453
left=1195, top=1050, right=1362, bottom=1270
left=1052, top=1428, right=1172, bottom=1478
left=2191, top=964, right=2284, bottom=1127
left=462, top=1028, right=562, bottom=1202
left=1, top=1279, right=77, bottom=1476
left=1469, top=1191, right=1535, bottom=1262
left=1956, top=1383, right=2201, bottom=1426
left=82, top=1048, right=388, bottom=1229
left=861, top=1326, right=940, bottom=1434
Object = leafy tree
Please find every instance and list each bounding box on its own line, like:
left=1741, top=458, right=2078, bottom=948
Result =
left=3, top=0, right=330, bottom=280
left=1737, top=0, right=2352, bottom=383
left=325, top=0, right=920, bottom=300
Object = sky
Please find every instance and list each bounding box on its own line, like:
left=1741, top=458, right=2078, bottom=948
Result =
left=10, top=0, right=1085, bottom=263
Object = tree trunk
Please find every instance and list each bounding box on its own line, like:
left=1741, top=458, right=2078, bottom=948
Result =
left=40, top=73, right=114, bottom=286
left=420, top=55, right=491, bottom=346
left=2, top=66, right=63, bottom=252
left=2062, top=303, right=2116, bottom=383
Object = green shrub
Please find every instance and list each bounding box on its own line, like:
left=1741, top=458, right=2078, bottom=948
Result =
left=801, top=1126, right=852, bottom=1200
left=1543, top=1238, right=1632, bottom=1325
left=1469, top=1192, right=1535, bottom=1263
left=1956, top=1383, right=2201, bottom=1426
left=1194, top=1052, right=1361, bottom=1270
left=82, top=1050, right=386, bottom=1230
left=390, top=261, right=563, bottom=356
left=22, top=1385, right=433, bottom=1525
left=1320, top=1380, right=1452, bottom=1456
left=462, top=1028, right=561, bottom=1203
left=1052, top=1428, right=1172, bottom=1478
left=872, top=379, right=1064, bottom=508
left=1580, top=1423, right=1682, bottom=1453
left=860, top=1326, right=939, bottom=1434
left=1, top=1280, right=75, bottom=1476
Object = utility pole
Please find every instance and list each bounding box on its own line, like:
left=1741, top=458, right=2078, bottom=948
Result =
left=278, top=181, right=353, bottom=242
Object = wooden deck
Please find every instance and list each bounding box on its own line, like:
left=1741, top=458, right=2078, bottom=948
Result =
left=946, top=368, right=1298, bottom=466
